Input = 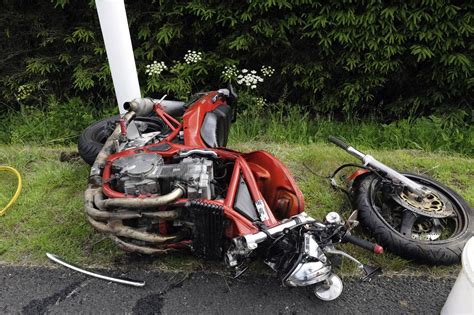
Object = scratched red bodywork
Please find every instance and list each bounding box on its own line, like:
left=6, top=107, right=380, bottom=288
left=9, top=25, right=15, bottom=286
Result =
left=101, top=92, right=305, bottom=240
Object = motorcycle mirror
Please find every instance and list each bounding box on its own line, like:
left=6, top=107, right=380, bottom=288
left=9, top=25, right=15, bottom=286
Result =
left=314, top=273, right=343, bottom=301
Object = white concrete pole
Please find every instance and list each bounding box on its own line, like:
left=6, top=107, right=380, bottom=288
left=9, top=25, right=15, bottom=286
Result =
left=96, top=0, right=141, bottom=113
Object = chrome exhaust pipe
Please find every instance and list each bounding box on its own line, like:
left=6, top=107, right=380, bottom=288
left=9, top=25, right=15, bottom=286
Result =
left=86, top=216, right=177, bottom=243
left=94, top=186, right=184, bottom=209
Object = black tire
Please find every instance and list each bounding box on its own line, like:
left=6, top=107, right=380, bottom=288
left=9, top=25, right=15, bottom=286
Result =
left=78, top=115, right=167, bottom=165
left=352, top=172, right=473, bottom=265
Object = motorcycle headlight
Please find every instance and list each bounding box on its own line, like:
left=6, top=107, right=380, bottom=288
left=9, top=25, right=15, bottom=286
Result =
left=283, top=233, right=332, bottom=287
left=284, top=261, right=332, bottom=287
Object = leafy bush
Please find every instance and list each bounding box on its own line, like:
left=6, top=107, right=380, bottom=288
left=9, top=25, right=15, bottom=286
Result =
left=1, top=0, right=472, bottom=119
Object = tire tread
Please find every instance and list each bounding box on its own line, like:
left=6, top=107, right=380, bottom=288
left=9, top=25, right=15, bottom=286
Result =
left=353, top=173, right=473, bottom=265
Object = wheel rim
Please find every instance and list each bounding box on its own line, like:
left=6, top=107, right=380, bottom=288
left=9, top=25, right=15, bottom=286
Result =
left=368, top=175, right=468, bottom=242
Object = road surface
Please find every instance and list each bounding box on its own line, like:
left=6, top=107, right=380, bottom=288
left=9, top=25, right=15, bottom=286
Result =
left=0, top=265, right=455, bottom=314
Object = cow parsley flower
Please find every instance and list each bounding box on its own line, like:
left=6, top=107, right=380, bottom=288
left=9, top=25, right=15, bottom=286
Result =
left=16, top=84, right=34, bottom=101
left=261, top=65, right=275, bottom=77
left=184, top=50, right=203, bottom=64
left=222, top=65, right=238, bottom=81
left=256, top=97, right=266, bottom=108
left=236, top=69, right=264, bottom=89
left=145, top=61, right=167, bottom=76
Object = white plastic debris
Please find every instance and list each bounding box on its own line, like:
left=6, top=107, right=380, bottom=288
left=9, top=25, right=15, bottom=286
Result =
left=441, top=237, right=474, bottom=315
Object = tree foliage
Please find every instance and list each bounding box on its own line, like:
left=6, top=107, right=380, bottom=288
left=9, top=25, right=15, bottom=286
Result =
left=1, top=0, right=472, bottom=119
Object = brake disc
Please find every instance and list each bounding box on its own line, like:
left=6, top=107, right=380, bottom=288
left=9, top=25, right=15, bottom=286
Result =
left=392, top=189, right=456, bottom=218
left=411, top=220, right=443, bottom=241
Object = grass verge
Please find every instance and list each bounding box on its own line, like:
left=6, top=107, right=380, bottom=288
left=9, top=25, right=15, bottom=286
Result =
left=230, top=108, right=474, bottom=156
left=0, top=142, right=472, bottom=276
left=1, top=98, right=473, bottom=156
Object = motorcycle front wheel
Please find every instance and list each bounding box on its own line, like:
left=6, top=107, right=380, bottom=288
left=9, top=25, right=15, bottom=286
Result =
left=352, top=172, right=473, bottom=265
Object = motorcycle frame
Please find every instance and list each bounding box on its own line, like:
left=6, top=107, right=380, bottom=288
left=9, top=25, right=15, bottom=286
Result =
left=100, top=91, right=305, bottom=243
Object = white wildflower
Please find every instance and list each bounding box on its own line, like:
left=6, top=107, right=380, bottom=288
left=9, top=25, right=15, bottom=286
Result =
left=235, top=69, right=264, bottom=89
left=145, top=61, right=167, bottom=76
left=16, top=84, right=35, bottom=101
left=221, top=65, right=238, bottom=81
left=183, top=50, right=203, bottom=64
left=260, top=65, right=275, bottom=77
left=255, top=97, right=266, bottom=108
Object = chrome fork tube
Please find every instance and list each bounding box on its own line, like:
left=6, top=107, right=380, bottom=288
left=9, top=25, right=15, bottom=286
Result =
left=347, top=146, right=429, bottom=196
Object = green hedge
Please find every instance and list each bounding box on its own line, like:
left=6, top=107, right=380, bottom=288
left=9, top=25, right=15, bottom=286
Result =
left=1, top=0, right=472, bottom=119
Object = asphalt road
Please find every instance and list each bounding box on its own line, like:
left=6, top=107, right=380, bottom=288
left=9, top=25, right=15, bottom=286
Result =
left=0, top=265, right=455, bottom=314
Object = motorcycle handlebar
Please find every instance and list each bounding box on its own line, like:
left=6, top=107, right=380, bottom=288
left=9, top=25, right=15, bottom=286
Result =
left=328, top=136, right=367, bottom=160
left=343, top=234, right=384, bottom=254
left=328, top=136, right=350, bottom=150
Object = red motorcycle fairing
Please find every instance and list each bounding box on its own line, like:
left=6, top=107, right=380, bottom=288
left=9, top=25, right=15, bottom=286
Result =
left=182, top=91, right=229, bottom=147
left=101, top=140, right=304, bottom=239
left=243, top=151, right=305, bottom=220
left=347, top=169, right=370, bottom=182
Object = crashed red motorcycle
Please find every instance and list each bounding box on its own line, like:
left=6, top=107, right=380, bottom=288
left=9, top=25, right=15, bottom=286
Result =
left=79, top=87, right=473, bottom=300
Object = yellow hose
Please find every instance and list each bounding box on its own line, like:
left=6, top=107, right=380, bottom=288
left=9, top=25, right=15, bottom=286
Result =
left=0, top=166, right=22, bottom=217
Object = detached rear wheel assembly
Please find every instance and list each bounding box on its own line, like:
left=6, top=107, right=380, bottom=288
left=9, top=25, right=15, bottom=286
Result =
left=352, top=172, right=473, bottom=265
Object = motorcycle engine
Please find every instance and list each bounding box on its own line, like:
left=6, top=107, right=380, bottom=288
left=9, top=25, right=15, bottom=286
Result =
left=111, top=153, right=214, bottom=199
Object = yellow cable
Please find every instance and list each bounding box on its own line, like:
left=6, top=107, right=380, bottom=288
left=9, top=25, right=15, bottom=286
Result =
left=0, top=166, right=22, bottom=217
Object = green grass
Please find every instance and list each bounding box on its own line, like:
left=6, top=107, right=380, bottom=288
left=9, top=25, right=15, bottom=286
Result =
left=0, top=97, right=116, bottom=146
left=1, top=97, right=473, bottom=156
left=230, top=107, right=474, bottom=156
left=0, top=143, right=472, bottom=276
